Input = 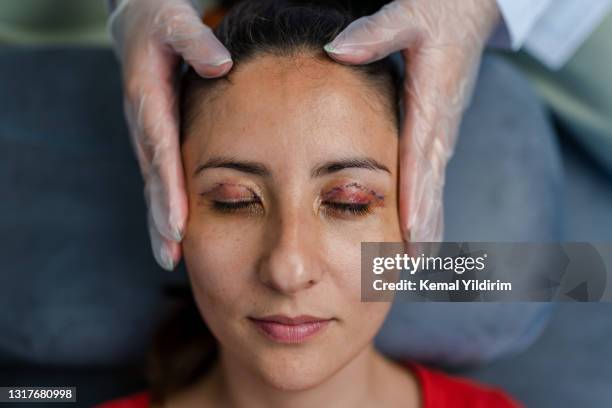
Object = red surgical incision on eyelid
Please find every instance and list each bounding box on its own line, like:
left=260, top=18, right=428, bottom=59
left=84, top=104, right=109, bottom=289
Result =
left=201, top=183, right=256, bottom=201
left=322, top=182, right=385, bottom=206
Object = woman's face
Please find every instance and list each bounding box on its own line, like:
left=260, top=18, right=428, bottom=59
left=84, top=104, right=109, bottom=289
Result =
left=181, top=54, right=401, bottom=390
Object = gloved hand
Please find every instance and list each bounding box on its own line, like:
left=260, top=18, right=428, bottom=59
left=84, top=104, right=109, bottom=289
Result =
left=325, top=0, right=500, bottom=242
left=108, top=0, right=232, bottom=270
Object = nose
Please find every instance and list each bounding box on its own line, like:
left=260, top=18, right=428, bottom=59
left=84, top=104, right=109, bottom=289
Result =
left=258, top=209, right=323, bottom=295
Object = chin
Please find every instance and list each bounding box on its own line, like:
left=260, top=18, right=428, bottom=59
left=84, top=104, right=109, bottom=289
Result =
left=250, top=347, right=340, bottom=391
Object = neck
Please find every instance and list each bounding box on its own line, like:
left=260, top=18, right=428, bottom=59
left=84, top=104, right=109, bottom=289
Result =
left=212, top=344, right=387, bottom=408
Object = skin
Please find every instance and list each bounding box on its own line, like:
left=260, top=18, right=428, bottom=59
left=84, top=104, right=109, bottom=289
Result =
left=168, top=53, right=418, bottom=408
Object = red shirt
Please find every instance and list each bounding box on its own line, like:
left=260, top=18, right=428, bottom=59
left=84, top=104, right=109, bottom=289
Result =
left=95, top=363, right=522, bottom=408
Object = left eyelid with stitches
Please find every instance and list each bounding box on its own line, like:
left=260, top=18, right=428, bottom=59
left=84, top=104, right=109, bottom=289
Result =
left=321, top=182, right=385, bottom=207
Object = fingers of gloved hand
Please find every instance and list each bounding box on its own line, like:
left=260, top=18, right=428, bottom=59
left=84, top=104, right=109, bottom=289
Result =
left=399, top=143, right=446, bottom=243
left=398, top=141, right=423, bottom=243
left=325, top=0, right=499, bottom=65
left=109, top=0, right=232, bottom=78
left=403, top=44, right=480, bottom=135
left=144, top=168, right=188, bottom=244
left=432, top=204, right=444, bottom=243
left=325, top=1, right=419, bottom=64
left=417, top=180, right=445, bottom=242
left=400, top=156, right=446, bottom=243
left=399, top=120, right=453, bottom=243
left=150, top=1, right=233, bottom=78
left=108, top=0, right=225, bottom=271
left=324, top=0, right=497, bottom=243
left=123, top=57, right=188, bottom=245
left=398, top=50, right=470, bottom=243
left=148, top=211, right=183, bottom=271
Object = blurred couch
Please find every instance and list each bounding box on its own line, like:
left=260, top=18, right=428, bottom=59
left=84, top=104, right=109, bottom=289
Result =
left=1, top=48, right=611, bottom=407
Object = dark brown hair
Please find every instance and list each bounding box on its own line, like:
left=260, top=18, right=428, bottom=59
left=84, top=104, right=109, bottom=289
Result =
left=150, top=0, right=400, bottom=404
left=180, top=0, right=401, bottom=140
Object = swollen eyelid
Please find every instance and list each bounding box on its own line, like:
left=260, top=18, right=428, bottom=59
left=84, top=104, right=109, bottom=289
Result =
left=201, top=183, right=257, bottom=201
left=322, top=182, right=385, bottom=206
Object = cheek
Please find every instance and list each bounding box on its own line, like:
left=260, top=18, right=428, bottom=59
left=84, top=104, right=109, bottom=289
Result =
left=328, top=240, right=390, bottom=350
left=323, top=233, right=361, bottom=299
left=323, top=209, right=401, bottom=290
left=321, top=224, right=394, bottom=317
left=383, top=206, right=402, bottom=241
left=320, top=217, right=396, bottom=336
left=322, top=236, right=390, bottom=373
left=182, top=216, right=260, bottom=316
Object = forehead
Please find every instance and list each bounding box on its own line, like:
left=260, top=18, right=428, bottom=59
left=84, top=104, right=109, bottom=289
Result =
left=183, top=54, right=397, bottom=166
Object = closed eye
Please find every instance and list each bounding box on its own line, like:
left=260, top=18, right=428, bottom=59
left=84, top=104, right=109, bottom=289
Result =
left=211, top=200, right=263, bottom=216
left=323, top=202, right=372, bottom=216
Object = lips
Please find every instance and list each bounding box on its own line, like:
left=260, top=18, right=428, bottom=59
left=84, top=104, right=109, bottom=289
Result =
left=249, top=315, right=333, bottom=344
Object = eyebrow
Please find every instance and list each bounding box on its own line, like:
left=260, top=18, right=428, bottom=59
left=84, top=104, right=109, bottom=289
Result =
left=193, top=156, right=390, bottom=178
left=194, top=156, right=268, bottom=177
left=310, top=158, right=390, bottom=177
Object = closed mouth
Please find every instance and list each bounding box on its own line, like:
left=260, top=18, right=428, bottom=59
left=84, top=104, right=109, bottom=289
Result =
left=248, top=315, right=334, bottom=344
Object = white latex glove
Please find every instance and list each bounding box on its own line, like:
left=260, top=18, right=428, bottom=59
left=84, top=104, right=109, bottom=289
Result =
left=108, top=0, right=232, bottom=270
left=325, top=0, right=500, bottom=242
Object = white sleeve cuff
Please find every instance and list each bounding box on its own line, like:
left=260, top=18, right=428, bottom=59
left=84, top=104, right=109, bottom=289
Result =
left=489, top=0, right=552, bottom=50
left=523, top=0, right=612, bottom=70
